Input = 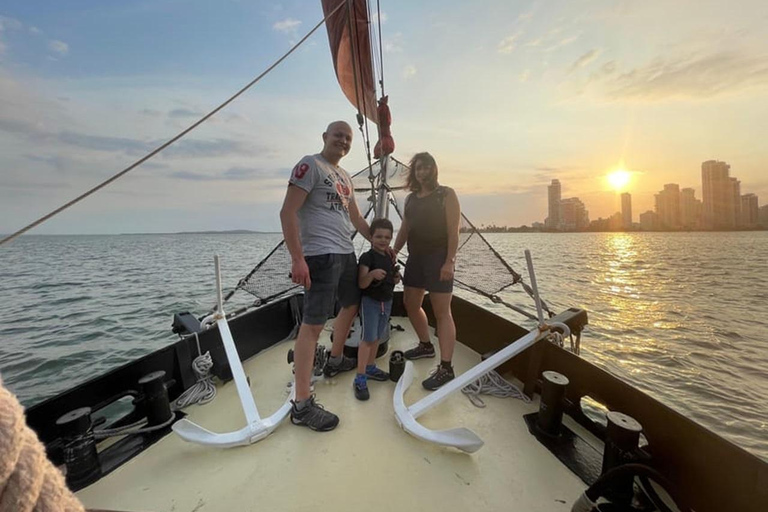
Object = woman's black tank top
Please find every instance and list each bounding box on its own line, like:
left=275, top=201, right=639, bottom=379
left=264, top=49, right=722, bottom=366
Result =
left=404, top=186, right=450, bottom=254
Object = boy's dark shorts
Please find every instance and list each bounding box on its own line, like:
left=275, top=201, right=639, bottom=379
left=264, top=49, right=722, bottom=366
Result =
left=402, top=249, right=453, bottom=293
left=302, top=253, right=361, bottom=325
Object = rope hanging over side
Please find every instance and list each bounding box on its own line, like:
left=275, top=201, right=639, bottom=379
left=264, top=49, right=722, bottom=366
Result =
left=172, top=333, right=217, bottom=409
left=0, top=1, right=346, bottom=248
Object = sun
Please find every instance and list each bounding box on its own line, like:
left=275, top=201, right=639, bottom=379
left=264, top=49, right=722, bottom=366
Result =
left=607, top=169, right=631, bottom=191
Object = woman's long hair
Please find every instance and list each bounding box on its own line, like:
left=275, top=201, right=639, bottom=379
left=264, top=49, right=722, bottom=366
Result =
left=405, top=152, right=438, bottom=193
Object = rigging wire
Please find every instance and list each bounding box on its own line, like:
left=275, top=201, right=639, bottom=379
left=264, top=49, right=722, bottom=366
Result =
left=0, top=1, right=346, bottom=248
left=376, top=0, right=385, bottom=95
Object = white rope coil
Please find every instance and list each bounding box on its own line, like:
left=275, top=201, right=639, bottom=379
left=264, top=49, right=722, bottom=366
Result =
left=173, top=333, right=217, bottom=410
left=461, top=370, right=530, bottom=408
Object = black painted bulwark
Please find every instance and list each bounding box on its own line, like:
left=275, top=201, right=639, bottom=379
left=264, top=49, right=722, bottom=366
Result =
left=23, top=292, right=768, bottom=510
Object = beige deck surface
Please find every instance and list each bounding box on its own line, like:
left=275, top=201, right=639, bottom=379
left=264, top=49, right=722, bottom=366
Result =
left=78, top=317, right=586, bottom=512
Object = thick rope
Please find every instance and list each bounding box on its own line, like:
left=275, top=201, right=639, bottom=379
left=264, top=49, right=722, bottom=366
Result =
left=0, top=1, right=345, bottom=248
left=0, top=377, right=85, bottom=512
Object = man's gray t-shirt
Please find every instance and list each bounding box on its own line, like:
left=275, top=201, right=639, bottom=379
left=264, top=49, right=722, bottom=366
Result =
left=288, top=154, right=355, bottom=256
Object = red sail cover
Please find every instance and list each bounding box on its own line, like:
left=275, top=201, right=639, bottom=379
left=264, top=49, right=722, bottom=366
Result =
left=322, top=0, right=378, bottom=124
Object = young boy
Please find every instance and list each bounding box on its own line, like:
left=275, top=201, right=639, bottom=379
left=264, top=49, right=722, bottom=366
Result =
left=354, top=218, right=401, bottom=400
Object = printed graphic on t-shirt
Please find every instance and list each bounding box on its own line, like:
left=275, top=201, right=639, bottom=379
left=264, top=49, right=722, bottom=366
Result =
left=293, top=162, right=309, bottom=180
left=289, top=156, right=352, bottom=213
left=324, top=170, right=351, bottom=212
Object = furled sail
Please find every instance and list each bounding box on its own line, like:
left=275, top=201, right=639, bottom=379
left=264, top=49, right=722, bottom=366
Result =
left=321, top=0, right=379, bottom=124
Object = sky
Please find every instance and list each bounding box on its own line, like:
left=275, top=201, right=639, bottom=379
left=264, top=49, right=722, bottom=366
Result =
left=1, top=0, right=767, bottom=234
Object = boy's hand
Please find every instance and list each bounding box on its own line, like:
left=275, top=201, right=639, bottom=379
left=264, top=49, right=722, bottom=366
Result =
left=370, top=269, right=387, bottom=281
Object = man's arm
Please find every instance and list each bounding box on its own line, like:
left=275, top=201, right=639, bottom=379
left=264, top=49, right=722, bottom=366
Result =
left=280, top=185, right=311, bottom=288
left=348, top=196, right=371, bottom=242
left=440, top=188, right=461, bottom=282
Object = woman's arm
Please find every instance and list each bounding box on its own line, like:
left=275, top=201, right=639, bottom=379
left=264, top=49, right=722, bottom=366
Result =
left=393, top=216, right=409, bottom=256
left=440, top=188, right=461, bottom=281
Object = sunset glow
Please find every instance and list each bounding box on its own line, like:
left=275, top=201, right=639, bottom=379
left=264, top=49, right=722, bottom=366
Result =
left=607, top=170, right=631, bottom=191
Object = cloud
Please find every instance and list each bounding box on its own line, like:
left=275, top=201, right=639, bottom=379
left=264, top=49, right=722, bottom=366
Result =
left=403, top=65, right=416, bottom=79
left=168, top=108, right=204, bottom=119
left=372, top=12, right=387, bottom=24
left=0, top=114, right=258, bottom=158
left=29, top=26, right=41, bottom=35
left=273, top=18, right=301, bottom=34
left=568, top=49, right=601, bottom=74
left=384, top=32, right=403, bottom=53
left=140, top=108, right=162, bottom=117
left=0, top=16, right=23, bottom=31
left=600, top=52, right=768, bottom=100
left=498, top=34, right=520, bottom=55
left=170, top=166, right=277, bottom=182
left=49, top=40, right=69, bottom=56
left=544, top=35, right=579, bottom=52
left=519, top=70, right=531, bottom=83
left=162, top=139, right=259, bottom=158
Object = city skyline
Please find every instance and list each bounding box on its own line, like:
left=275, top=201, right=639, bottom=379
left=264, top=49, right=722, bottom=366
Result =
left=542, top=159, right=766, bottom=231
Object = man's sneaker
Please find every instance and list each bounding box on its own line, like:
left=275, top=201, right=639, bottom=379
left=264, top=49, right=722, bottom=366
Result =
left=422, top=365, right=455, bottom=391
left=365, top=365, right=389, bottom=382
left=403, top=342, right=436, bottom=360
left=353, top=379, right=370, bottom=401
left=323, top=355, right=357, bottom=378
left=290, top=396, right=339, bottom=432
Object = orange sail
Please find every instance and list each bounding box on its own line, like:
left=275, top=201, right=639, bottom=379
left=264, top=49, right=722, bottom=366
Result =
left=322, top=0, right=378, bottom=124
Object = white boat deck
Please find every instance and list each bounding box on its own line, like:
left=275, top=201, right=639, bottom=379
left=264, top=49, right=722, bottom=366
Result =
left=78, top=318, right=586, bottom=512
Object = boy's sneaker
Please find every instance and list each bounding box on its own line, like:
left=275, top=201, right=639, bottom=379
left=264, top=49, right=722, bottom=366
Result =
left=404, top=342, right=435, bottom=360
left=353, top=378, right=370, bottom=401
left=290, top=396, right=339, bottom=432
left=365, top=365, right=389, bottom=382
left=422, top=365, right=455, bottom=391
left=323, top=355, right=357, bottom=378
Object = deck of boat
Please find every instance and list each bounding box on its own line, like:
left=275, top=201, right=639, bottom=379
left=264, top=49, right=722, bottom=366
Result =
left=77, top=317, right=586, bottom=511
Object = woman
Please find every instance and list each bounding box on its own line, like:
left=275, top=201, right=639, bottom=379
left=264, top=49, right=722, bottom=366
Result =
left=393, top=152, right=460, bottom=390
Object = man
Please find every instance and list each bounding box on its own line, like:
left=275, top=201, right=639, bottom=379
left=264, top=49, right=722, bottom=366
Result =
left=280, top=120, right=370, bottom=431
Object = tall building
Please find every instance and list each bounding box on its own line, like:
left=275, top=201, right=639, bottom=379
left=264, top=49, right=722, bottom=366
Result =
left=639, top=210, right=657, bottom=231
left=654, top=183, right=681, bottom=229
left=701, top=160, right=736, bottom=229
left=741, top=194, right=759, bottom=227
left=546, top=179, right=561, bottom=229
left=731, top=178, right=742, bottom=226
left=621, top=192, right=632, bottom=229
left=559, top=197, right=589, bottom=231
left=760, top=205, right=768, bottom=228
left=680, top=188, right=702, bottom=229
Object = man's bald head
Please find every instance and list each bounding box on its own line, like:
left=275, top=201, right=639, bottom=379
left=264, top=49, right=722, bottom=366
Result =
left=325, top=120, right=352, bottom=134
left=321, top=121, right=353, bottom=165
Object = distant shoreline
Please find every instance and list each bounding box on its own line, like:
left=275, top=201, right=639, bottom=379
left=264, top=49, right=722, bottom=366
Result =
left=6, top=228, right=767, bottom=237
left=6, top=230, right=282, bottom=237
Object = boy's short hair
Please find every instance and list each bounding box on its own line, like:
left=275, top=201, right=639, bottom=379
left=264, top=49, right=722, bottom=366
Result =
left=369, top=217, right=394, bottom=236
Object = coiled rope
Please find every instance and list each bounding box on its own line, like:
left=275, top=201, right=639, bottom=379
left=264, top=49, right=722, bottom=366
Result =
left=173, top=333, right=217, bottom=410
left=461, top=370, right=530, bottom=408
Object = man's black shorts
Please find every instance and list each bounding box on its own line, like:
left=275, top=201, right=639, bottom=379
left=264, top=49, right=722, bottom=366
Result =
left=302, top=253, right=360, bottom=325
